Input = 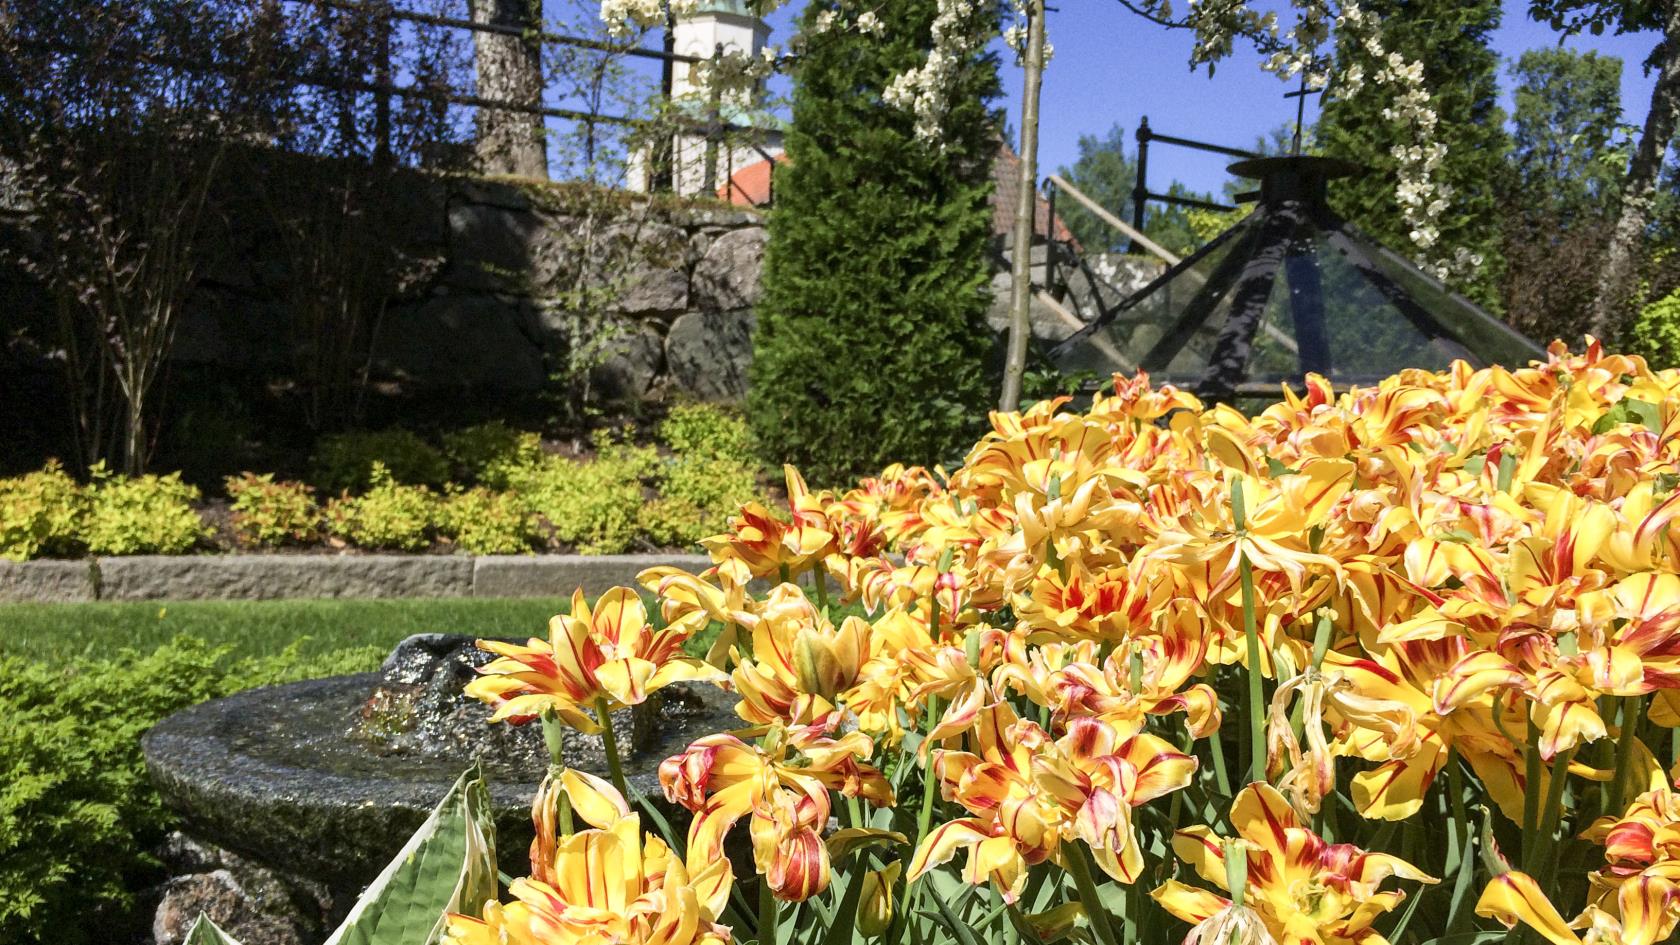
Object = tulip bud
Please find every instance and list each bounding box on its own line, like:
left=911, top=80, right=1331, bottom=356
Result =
left=792, top=617, right=864, bottom=700
left=858, top=861, right=902, bottom=937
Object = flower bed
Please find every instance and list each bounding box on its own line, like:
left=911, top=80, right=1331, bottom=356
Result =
left=430, top=341, right=1680, bottom=945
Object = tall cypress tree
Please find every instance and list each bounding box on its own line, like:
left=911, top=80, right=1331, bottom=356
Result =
left=1316, top=0, right=1512, bottom=310
left=748, top=1, right=1001, bottom=485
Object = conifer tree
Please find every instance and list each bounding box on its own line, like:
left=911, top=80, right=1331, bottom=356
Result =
left=1315, top=0, right=1512, bottom=310
left=748, top=0, right=1001, bottom=485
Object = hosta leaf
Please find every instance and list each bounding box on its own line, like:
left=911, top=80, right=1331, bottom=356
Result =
left=183, top=914, right=243, bottom=945
left=323, top=765, right=497, bottom=945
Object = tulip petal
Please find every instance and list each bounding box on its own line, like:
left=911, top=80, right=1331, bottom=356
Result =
left=1475, top=872, right=1583, bottom=945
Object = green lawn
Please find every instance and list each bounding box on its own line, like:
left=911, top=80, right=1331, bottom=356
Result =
left=0, top=595, right=575, bottom=662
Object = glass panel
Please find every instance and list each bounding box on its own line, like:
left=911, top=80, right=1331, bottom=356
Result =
left=1359, top=242, right=1546, bottom=369
left=1311, top=234, right=1454, bottom=381
left=1245, top=260, right=1298, bottom=382
left=1051, top=222, right=1250, bottom=384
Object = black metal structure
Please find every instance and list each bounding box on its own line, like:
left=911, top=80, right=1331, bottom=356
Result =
left=1050, top=156, right=1545, bottom=400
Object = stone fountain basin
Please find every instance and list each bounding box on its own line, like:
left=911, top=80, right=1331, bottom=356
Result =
left=142, top=673, right=737, bottom=889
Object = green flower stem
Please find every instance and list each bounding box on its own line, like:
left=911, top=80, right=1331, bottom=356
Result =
left=540, top=708, right=575, bottom=836
left=1063, top=842, right=1122, bottom=945
left=595, top=696, right=630, bottom=802
left=916, top=694, right=945, bottom=844
left=1521, top=713, right=1542, bottom=871
left=1535, top=746, right=1578, bottom=889
left=813, top=567, right=830, bottom=613
left=1445, top=747, right=1475, bottom=936
left=758, top=874, right=779, bottom=945
left=1231, top=479, right=1266, bottom=785
left=1608, top=695, right=1642, bottom=817
left=1209, top=726, right=1233, bottom=800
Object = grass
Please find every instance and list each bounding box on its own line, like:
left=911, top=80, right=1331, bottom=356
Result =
left=0, top=596, right=576, bottom=662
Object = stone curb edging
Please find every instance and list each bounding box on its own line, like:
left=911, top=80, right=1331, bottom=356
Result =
left=0, top=553, right=713, bottom=604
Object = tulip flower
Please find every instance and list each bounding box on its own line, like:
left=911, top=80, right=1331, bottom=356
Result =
left=1153, top=783, right=1437, bottom=945
left=444, top=768, right=732, bottom=945
left=659, top=720, right=893, bottom=902
left=465, top=587, right=723, bottom=731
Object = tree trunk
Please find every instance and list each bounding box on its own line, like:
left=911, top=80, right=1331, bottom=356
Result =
left=999, top=0, right=1047, bottom=413
left=1589, top=5, right=1680, bottom=343
left=470, top=0, right=548, bottom=178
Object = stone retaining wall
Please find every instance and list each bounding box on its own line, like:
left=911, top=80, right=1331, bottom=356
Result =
left=0, top=553, right=715, bottom=604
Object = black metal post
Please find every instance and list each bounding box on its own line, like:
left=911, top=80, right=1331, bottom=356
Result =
left=372, top=0, right=393, bottom=165
left=1044, top=180, right=1060, bottom=299
left=651, top=8, right=677, bottom=192
left=703, top=43, right=723, bottom=196
left=1132, top=116, right=1151, bottom=249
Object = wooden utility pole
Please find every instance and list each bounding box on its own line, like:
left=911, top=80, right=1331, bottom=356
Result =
left=470, top=0, right=548, bottom=178
left=999, top=0, right=1046, bottom=412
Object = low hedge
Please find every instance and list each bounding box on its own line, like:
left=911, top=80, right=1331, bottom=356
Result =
left=0, top=405, right=763, bottom=561
left=0, top=637, right=385, bottom=945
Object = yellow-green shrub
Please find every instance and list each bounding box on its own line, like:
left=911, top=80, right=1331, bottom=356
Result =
left=0, top=461, right=86, bottom=561
left=1631, top=286, right=1680, bottom=370
left=441, top=422, right=544, bottom=489
left=311, top=429, right=450, bottom=493
left=438, top=487, right=539, bottom=555
left=324, top=463, right=437, bottom=551
left=645, top=454, right=758, bottom=547
left=659, top=402, right=755, bottom=464
left=224, top=474, right=320, bottom=548
left=81, top=466, right=207, bottom=556
left=510, top=442, right=657, bottom=555
left=642, top=404, right=760, bottom=546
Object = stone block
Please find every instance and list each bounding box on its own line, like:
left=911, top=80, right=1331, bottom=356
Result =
left=0, top=559, right=95, bottom=602
left=375, top=295, right=545, bottom=390
left=472, top=554, right=714, bottom=599
left=589, top=325, right=666, bottom=401
left=96, top=555, right=474, bottom=602
left=665, top=308, right=755, bottom=402
left=444, top=202, right=554, bottom=292
left=691, top=227, right=767, bottom=311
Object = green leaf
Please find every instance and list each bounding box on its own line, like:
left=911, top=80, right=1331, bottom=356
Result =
left=1412, top=933, right=1507, bottom=945
left=1592, top=398, right=1662, bottom=434
left=323, top=765, right=497, bottom=945
left=183, top=914, right=244, bottom=945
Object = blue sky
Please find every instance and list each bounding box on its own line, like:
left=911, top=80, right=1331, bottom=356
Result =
left=560, top=1, right=1666, bottom=197
left=988, top=1, right=1665, bottom=196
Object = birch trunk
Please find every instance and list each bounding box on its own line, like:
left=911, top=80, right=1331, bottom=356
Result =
left=470, top=0, right=548, bottom=178
left=1589, top=5, right=1680, bottom=342
left=999, top=0, right=1047, bottom=412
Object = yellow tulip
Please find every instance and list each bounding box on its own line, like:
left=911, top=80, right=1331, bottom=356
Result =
left=465, top=587, right=723, bottom=729
left=444, top=764, right=731, bottom=945
left=1153, top=783, right=1436, bottom=945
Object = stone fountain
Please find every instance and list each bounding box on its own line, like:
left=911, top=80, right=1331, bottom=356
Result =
left=141, top=634, right=737, bottom=945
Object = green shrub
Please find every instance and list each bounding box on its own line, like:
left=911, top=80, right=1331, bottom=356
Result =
left=510, top=441, right=656, bottom=555
left=0, top=637, right=383, bottom=945
left=441, top=422, right=545, bottom=489
left=324, top=463, right=438, bottom=551
left=748, top=0, right=1001, bottom=485
left=646, top=453, right=758, bottom=546
left=311, top=429, right=450, bottom=493
left=659, top=403, right=755, bottom=464
left=81, top=465, right=207, bottom=556
left=438, top=487, right=539, bottom=555
left=224, top=473, right=320, bottom=548
left=0, top=461, right=86, bottom=561
left=1630, top=286, right=1680, bottom=370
